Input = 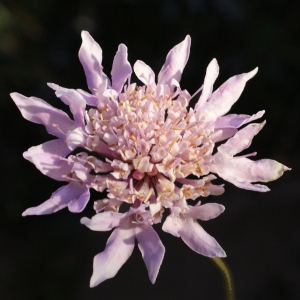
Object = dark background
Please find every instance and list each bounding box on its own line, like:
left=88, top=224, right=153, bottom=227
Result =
left=1, top=0, right=299, bottom=299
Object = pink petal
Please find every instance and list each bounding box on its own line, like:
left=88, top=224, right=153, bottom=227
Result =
left=180, top=219, right=226, bottom=257
left=48, top=83, right=86, bottom=127
left=22, top=183, right=89, bottom=216
left=158, top=35, right=191, bottom=89
left=213, top=128, right=238, bottom=142
left=215, top=110, right=265, bottom=129
left=186, top=203, right=225, bottom=221
left=133, top=60, right=155, bottom=85
left=135, top=224, right=165, bottom=284
left=10, top=93, right=76, bottom=139
left=23, top=139, right=71, bottom=163
left=80, top=211, right=124, bottom=231
left=218, top=122, right=266, bottom=156
left=90, top=225, right=135, bottom=287
left=201, top=67, right=258, bottom=122
left=195, top=58, right=219, bottom=110
left=211, top=154, right=290, bottom=192
left=111, top=44, right=132, bottom=94
left=79, top=31, right=107, bottom=93
left=66, top=127, right=87, bottom=151
left=162, top=215, right=181, bottom=237
left=77, top=89, right=98, bottom=106
left=25, top=153, right=71, bottom=181
left=67, top=188, right=90, bottom=212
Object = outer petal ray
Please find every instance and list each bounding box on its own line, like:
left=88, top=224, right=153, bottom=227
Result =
left=195, top=58, right=219, bottom=109
left=133, top=60, right=155, bottom=86
left=186, top=203, right=225, bottom=221
left=158, top=35, right=191, bottom=89
left=211, top=155, right=290, bottom=192
left=90, top=225, right=135, bottom=287
left=22, top=183, right=89, bottom=216
left=111, top=44, right=132, bottom=94
left=79, top=31, right=107, bottom=93
left=26, top=153, right=72, bottom=181
left=215, top=110, right=265, bottom=129
left=68, top=188, right=90, bottom=212
left=180, top=219, right=226, bottom=257
left=48, top=83, right=86, bottom=127
left=23, top=139, right=71, bottom=163
left=10, top=93, right=76, bottom=138
left=81, top=211, right=124, bottom=231
left=136, top=224, right=165, bottom=284
left=218, top=122, right=266, bottom=156
left=201, top=68, right=258, bottom=123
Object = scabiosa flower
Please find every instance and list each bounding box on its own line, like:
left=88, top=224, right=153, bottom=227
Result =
left=11, top=31, right=289, bottom=287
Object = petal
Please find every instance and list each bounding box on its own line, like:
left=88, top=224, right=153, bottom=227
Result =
left=77, top=89, right=98, bottom=106
left=68, top=188, right=90, bottom=212
left=79, top=31, right=108, bottom=93
left=48, top=83, right=86, bottom=127
left=195, top=58, right=219, bottom=110
left=133, top=60, right=155, bottom=85
left=158, top=35, right=191, bottom=89
left=111, top=44, right=132, bottom=94
left=215, top=110, right=265, bottom=129
left=201, top=67, right=258, bottom=122
left=80, top=211, right=124, bottom=231
left=162, top=215, right=181, bottom=237
left=22, top=183, right=89, bottom=216
left=135, top=224, right=165, bottom=284
left=218, top=122, right=266, bottom=156
left=186, top=203, right=225, bottom=221
left=66, top=127, right=87, bottom=151
left=90, top=225, right=135, bottom=287
left=10, top=92, right=76, bottom=139
left=212, top=128, right=238, bottom=143
left=211, top=154, right=290, bottom=192
left=180, top=219, right=226, bottom=257
left=25, top=153, right=71, bottom=181
left=23, top=139, right=71, bottom=163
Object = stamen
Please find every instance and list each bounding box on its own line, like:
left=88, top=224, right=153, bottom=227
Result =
left=143, top=188, right=154, bottom=203
left=190, top=85, right=203, bottom=100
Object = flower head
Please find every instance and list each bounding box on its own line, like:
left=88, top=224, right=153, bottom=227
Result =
left=11, top=31, right=289, bottom=286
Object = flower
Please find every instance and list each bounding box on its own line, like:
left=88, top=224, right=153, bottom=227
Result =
left=11, top=31, right=289, bottom=286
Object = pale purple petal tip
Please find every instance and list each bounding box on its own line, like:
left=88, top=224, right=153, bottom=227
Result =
left=22, top=184, right=88, bottom=216
left=80, top=211, right=123, bottom=231
left=68, top=188, right=90, bottom=212
left=201, top=67, right=259, bottom=121
left=90, top=227, right=135, bottom=287
left=10, top=92, right=75, bottom=139
left=136, top=225, right=165, bottom=284
left=187, top=203, right=225, bottom=221
left=48, top=83, right=86, bottom=127
left=79, top=31, right=104, bottom=93
left=195, top=58, right=219, bottom=109
left=111, top=44, right=132, bottom=94
left=133, top=60, right=155, bottom=86
left=23, top=139, right=71, bottom=163
left=23, top=153, right=72, bottom=181
left=158, top=35, right=191, bottom=89
left=180, top=219, right=226, bottom=257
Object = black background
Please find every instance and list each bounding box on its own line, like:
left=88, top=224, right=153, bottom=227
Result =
left=1, top=0, right=299, bottom=299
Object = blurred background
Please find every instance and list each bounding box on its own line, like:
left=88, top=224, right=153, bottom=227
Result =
left=1, top=0, right=299, bottom=299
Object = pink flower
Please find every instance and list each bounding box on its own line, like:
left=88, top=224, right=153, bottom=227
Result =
left=11, top=31, right=289, bottom=286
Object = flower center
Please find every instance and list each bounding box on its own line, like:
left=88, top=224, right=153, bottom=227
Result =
left=70, top=82, right=215, bottom=207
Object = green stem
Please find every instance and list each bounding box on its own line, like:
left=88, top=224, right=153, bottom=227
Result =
left=211, top=257, right=235, bottom=300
